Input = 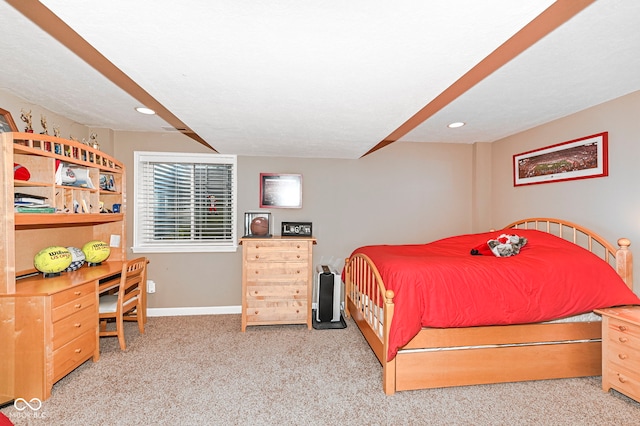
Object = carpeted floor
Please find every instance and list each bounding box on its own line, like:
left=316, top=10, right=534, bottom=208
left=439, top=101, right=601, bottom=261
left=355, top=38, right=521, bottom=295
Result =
left=2, top=314, right=639, bottom=425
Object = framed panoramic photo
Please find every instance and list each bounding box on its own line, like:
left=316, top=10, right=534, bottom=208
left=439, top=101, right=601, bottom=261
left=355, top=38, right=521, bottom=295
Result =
left=0, top=108, right=18, bottom=133
left=513, top=132, right=608, bottom=187
left=259, top=173, right=302, bottom=208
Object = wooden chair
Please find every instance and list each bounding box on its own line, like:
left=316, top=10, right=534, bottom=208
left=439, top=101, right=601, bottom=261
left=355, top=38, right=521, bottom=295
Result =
left=99, top=257, right=147, bottom=350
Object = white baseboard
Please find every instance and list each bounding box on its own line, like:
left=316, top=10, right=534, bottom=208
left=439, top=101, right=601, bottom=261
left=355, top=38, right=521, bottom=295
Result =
left=146, top=305, right=241, bottom=317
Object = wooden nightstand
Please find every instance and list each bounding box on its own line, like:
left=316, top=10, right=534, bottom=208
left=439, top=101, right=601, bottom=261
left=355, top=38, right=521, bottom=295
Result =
left=240, top=236, right=316, bottom=331
left=595, top=306, right=640, bottom=402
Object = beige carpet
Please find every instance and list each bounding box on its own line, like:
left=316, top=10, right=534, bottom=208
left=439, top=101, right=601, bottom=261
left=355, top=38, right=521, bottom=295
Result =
left=2, top=314, right=640, bottom=425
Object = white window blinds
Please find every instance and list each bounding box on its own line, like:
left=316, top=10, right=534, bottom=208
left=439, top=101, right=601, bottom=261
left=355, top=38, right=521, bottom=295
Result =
left=133, top=152, right=237, bottom=253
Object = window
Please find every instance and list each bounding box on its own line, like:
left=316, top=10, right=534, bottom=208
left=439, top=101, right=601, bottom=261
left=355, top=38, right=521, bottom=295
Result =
left=133, top=152, right=237, bottom=253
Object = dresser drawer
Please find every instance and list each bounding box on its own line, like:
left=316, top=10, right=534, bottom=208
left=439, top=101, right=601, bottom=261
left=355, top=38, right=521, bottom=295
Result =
left=606, top=330, right=640, bottom=377
left=608, top=318, right=640, bottom=342
left=245, top=301, right=308, bottom=323
left=52, top=305, right=96, bottom=350
left=246, top=250, right=309, bottom=262
left=52, top=330, right=96, bottom=382
left=246, top=262, right=308, bottom=277
left=245, top=244, right=309, bottom=262
left=605, top=365, right=640, bottom=401
left=51, top=282, right=96, bottom=308
left=52, top=293, right=95, bottom=323
left=246, top=284, right=307, bottom=302
left=245, top=240, right=310, bottom=250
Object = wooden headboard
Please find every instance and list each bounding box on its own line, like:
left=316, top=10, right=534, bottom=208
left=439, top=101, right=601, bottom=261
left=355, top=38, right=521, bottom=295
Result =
left=504, top=217, right=633, bottom=290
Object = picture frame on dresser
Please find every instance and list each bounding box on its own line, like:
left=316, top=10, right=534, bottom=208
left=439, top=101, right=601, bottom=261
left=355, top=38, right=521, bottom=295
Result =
left=282, top=221, right=312, bottom=237
left=0, top=108, right=18, bottom=133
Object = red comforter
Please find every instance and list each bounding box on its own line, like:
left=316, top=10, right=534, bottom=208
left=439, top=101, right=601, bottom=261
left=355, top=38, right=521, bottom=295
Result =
left=350, top=229, right=640, bottom=360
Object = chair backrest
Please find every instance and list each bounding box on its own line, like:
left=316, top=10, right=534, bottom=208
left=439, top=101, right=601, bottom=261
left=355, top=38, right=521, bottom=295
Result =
left=117, top=257, right=147, bottom=313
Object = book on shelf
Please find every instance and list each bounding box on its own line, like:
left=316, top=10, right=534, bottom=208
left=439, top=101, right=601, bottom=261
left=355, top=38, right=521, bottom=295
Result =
left=14, top=192, right=47, bottom=204
left=15, top=201, right=51, bottom=207
left=15, top=206, right=56, bottom=213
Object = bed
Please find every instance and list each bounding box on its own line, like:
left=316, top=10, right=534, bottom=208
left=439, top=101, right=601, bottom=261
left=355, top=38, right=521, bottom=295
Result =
left=343, top=218, right=639, bottom=395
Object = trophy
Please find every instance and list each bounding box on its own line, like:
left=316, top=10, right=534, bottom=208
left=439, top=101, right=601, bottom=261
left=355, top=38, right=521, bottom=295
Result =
left=40, top=114, right=48, bottom=135
left=20, top=109, right=33, bottom=133
left=89, top=132, right=100, bottom=150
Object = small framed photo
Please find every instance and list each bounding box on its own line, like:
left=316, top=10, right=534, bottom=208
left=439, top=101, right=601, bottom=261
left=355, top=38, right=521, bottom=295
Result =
left=260, top=173, right=302, bottom=208
left=513, top=132, right=608, bottom=187
left=282, top=221, right=313, bottom=237
left=0, top=108, right=18, bottom=133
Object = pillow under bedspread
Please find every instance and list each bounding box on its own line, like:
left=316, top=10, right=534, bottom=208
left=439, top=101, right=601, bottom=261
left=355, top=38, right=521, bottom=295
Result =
left=350, top=229, right=640, bottom=361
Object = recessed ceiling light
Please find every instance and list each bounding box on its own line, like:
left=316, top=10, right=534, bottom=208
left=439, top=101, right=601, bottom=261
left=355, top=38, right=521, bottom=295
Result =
left=135, top=107, right=156, bottom=115
left=448, top=121, right=465, bottom=128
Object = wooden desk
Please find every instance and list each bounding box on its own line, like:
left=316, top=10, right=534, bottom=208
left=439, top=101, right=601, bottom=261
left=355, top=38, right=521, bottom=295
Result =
left=0, top=261, right=128, bottom=401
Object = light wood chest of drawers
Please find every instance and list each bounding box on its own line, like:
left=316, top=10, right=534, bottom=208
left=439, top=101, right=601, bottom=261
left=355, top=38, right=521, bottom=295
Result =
left=240, top=236, right=316, bottom=331
left=0, top=280, right=99, bottom=401
left=595, top=306, right=640, bottom=403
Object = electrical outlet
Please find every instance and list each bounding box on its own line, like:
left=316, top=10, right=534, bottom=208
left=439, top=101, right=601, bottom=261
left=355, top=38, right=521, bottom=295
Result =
left=109, top=234, right=121, bottom=248
left=147, top=280, right=156, bottom=293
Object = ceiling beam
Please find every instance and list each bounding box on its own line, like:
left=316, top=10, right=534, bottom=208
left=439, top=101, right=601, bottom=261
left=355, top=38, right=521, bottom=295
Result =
left=362, top=0, right=597, bottom=158
left=5, top=0, right=214, bottom=150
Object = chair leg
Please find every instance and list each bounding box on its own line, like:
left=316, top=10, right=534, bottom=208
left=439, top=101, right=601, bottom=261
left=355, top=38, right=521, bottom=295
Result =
left=116, top=314, right=126, bottom=350
left=137, top=313, right=145, bottom=334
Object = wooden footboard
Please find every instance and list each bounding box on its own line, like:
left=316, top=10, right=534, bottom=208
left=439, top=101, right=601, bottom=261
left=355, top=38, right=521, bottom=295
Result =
left=344, top=253, right=396, bottom=392
left=344, top=217, right=633, bottom=395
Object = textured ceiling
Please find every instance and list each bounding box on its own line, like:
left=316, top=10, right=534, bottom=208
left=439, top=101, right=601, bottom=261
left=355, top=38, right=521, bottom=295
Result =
left=1, top=0, right=639, bottom=159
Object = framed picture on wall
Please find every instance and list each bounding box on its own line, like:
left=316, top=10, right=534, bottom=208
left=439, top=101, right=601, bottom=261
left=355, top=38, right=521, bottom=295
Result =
left=0, top=108, right=18, bottom=133
left=513, top=132, right=608, bottom=187
left=259, top=173, right=302, bottom=208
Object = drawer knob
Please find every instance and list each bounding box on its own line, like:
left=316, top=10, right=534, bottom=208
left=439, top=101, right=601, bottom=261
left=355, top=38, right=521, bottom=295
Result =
left=254, top=311, right=259, bottom=315
left=74, top=291, right=82, bottom=296
left=619, top=337, right=629, bottom=343
left=75, top=348, right=82, bottom=354
left=255, top=255, right=260, bottom=259
left=296, top=310, right=299, bottom=313
left=296, top=290, right=299, bottom=294
left=74, top=323, right=82, bottom=328
left=75, top=303, right=82, bottom=309
left=618, top=374, right=628, bottom=383
left=296, top=270, right=300, bottom=274
left=619, top=325, right=627, bottom=331
left=618, top=353, right=628, bottom=360
left=296, top=245, right=300, bottom=249
left=296, top=255, right=300, bottom=258
left=254, top=291, right=258, bottom=294
left=255, top=271, right=259, bottom=274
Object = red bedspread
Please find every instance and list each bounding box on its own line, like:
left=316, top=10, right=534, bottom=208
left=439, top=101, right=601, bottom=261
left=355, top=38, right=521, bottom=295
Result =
left=350, top=229, right=640, bottom=360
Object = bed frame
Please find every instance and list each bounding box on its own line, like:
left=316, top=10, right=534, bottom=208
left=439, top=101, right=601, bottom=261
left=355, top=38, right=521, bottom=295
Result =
left=344, top=218, right=633, bottom=395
